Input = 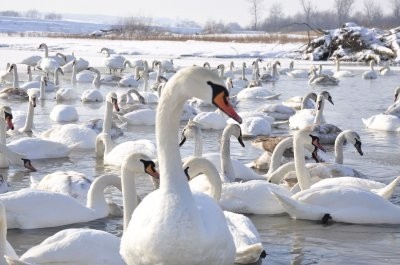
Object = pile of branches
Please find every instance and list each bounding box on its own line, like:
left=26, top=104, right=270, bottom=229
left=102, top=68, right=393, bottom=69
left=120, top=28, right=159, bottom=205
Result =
left=300, top=22, right=400, bottom=62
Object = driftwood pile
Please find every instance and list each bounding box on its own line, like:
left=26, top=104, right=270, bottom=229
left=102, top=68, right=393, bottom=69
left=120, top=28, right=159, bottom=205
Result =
left=301, top=22, right=400, bottom=63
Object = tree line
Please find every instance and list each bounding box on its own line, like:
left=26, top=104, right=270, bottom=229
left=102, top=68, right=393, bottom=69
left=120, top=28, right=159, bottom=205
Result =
left=0, top=9, right=62, bottom=20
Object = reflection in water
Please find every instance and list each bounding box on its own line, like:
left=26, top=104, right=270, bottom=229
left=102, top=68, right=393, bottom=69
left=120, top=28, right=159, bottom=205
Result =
left=1, top=57, right=400, bottom=264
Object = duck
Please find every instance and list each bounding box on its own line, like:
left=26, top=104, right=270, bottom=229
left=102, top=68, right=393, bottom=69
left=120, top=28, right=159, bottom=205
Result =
left=183, top=156, right=266, bottom=264
left=100, top=47, right=126, bottom=74
left=271, top=128, right=400, bottom=224
left=362, top=59, right=378, bottom=79
left=120, top=66, right=241, bottom=265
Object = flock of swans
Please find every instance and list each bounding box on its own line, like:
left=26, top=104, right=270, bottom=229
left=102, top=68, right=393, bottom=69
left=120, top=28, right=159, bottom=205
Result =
left=0, top=40, right=399, bottom=265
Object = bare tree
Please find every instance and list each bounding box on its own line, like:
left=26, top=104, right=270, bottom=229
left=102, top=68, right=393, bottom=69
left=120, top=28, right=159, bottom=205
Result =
left=25, top=9, right=40, bottom=19
left=390, top=0, right=400, bottom=19
left=363, top=0, right=383, bottom=27
left=299, top=0, right=316, bottom=24
left=334, top=0, right=355, bottom=26
left=246, top=0, right=264, bottom=30
left=268, top=2, right=284, bottom=32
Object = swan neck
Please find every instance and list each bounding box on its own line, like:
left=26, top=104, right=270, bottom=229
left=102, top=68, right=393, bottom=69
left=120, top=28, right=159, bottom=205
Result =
left=294, top=134, right=312, bottom=190
left=54, top=70, right=60, bottom=85
left=21, top=100, right=34, bottom=132
left=241, top=65, right=246, bottom=80
left=95, top=133, right=113, bottom=158
left=266, top=137, right=293, bottom=175
left=313, top=98, right=325, bottom=124
left=103, top=100, right=113, bottom=134
left=156, top=83, right=193, bottom=194
left=194, top=130, right=203, bottom=157
left=0, top=205, right=7, bottom=260
left=12, top=67, right=19, bottom=88
left=191, top=164, right=222, bottom=201
left=87, top=174, right=121, bottom=215
left=334, top=133, right=345, bottom=164
left=0, top=119, right=8, bottom=168
left=121, top=162, right=138, bottom=231
left=267, top=162, right=296, bottom=183
left=220, top=130, right=235, bottom=182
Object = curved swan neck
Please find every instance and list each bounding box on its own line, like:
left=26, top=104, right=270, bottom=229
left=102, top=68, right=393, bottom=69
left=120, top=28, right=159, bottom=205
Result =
left=300, top=92, right=316, bottom=110
left=334, top=132, right=346, bottom=164
left=95, top=133, right=113, bottom=158
left=266, top=137, right=293, bottom=176
left=186, top=157, right=222, bottom=201
left=87, top=174, right=121, bottom=214
left=294, top=132, right=312, bottom=190
left=219, top=127, right=236, bottom=182
left=121, top=161, right=139, bottom=231
left=267, top=161, right=296, bottom=184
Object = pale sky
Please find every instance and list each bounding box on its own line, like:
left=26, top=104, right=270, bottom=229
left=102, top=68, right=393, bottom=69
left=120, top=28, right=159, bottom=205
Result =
left=0, top=0, right=392, bottom=26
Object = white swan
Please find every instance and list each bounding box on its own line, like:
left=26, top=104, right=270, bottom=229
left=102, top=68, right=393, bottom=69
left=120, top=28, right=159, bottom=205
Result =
left=20, top=67, right=63, bottom=92
left=31, top=170, right=93, bottom=204
left=332, top=59, right=355, bottom=78
left=183, top=156, right=265, bottom=264
left=36, top=43, right=65, bottom=75
left=192, top=109, right=227, bottom=130
left=117, top=108, right=156, bottom=126
left=61, top=56, right=89, bottom=73
left=95, top=92, right=157, bottom=167
left=120, top=66, right=241, bottom=265
left=259, top=60, right=280, bottom=82
left=100, top=47, right=125, bottom=74
left=272, top=128, right=400, bottom=224
left=49, top=104, right=79, bottom=122
left=0, top=64, right=29, bottom=101
left=383, top=87, right=400, bottom=117
left=362, top=114, right=400, bottom=132
left=362, top=60, right=378, bottom=79
left=282, top=91, right=317, bottom=111
left=180, top=122, right=265, bottom=182
left=0, top=142, right=36, bottom=171
left=0, top=174, right=122, bottom=229
left=236, top=84, right=281, bottom=100
left=12, top=88, right=37, bottom=133
left=0, top=202, right=19, bottom=263
left=289, top=91, right=334, bottom=130
left=286, top=61, right=309, bottom=78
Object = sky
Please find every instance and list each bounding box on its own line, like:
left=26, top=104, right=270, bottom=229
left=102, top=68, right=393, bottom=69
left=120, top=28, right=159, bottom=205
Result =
left=0, top=0, right=393, bottom=27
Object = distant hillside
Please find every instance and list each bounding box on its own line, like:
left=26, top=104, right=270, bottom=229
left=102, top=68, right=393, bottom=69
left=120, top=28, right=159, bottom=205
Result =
left=0, top=15, right=112, bottom=34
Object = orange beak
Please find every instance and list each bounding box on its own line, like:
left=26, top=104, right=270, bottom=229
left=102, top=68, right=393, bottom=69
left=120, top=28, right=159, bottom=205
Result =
left=213, top=92, right=242, bottom=124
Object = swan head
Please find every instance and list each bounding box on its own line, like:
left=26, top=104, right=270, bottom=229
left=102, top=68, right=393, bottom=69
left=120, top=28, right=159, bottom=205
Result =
left=170, top=67, right=241, bottom=123
left=394, top=87, right=400, bottom=102
left=37, top=43, right=47, bottom=49
left=55, top=67, right=64, bottom=75
left=203, top=62, right=211, bottom=69
left=295, top=127, right=326, bottom=152
left=7, top=63, right=16, bottom=73
left=22, top=158, right=37, bottom=171
left=122, top=153, right=159, bottom=186
left=316, top=91, right=333, bottom=110
left=179, top=120, right=202, bottom=147
left=1, top=105, right=14, bottom=130
left=224, top=123, right=245, bottom=147
left=342, top=130, right=363, bottom=156
left=27, top=89, right=37, bottom=107
left=106, top=92, right=120, bottom=112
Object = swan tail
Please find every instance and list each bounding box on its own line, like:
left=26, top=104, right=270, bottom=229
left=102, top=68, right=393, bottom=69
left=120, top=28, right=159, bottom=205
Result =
left=271, top=191, right=327, bottom=221
left=373, top=176, right=400, bottom=199
left=272, top=120, right=289, bottom=129
left=4, top=256, right=29, bottom=265
left=235, top=243, right=265, bottom=264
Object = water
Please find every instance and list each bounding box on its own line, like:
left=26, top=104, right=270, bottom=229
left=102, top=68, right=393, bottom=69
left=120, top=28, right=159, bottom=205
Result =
left=1, top=40, right=400, bottom=264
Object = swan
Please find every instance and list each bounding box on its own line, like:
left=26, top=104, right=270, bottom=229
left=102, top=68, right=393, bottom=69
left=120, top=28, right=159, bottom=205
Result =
left=49, top=104, right=79, bottom=122
left=271, top=127, right=400, bottom=224
left=362, top=60, right=378, bottom=79
left=20, top=67, right=63, bottom=92
left=0, top=142, right=36, bottom=171
left=95, top=93, right=156, bottom=167
left=192, top=109, right=227, bottom=130
left=61, top=56, right=89, bottom=73
left=383, top=87, right=400, bottom=117
left=31, top=170, right=93, bottom=204
left=332, top=59, right=355, bottom=78
left=120, top=66, right=241, bottom=265
left=236, top=84, right=281, bottom=100
left=289, top=90, right=334, bottom=130
left=19, top=55, right=42, bottom=69
left=40, top=123, right=97, bottom=149
left=231, top=62, right=249, bottom=89
left=233, top=115, right=272, bottom=138
left=379, top=63, right=391, bottom=75
left=362, top=113, right=400, bottom=131
left=282, top=91, right=318, bottom=110
left=308, top=66, right=339, bottom=86
left=180, top=122, right=266, bottom=182
left=0, top=202, right=19, bottom=263
left=183, top=157, right=266, bottom=264
left=117, top=89, right=149, bottom=114
left=116, top=108, right=156, bottom=126
left=0, top=175, right=9, bottom=194
left=259, top=60, right=280, bottom=82
left=0, top=173, right=122, bottom=229
left=257, top=103, right=296, bottom=120
left=36, top=43, right=65, bottom=75
left=12, top=88, right=37, bottom=133
left=0, top=64, right=29, bottom=101
left=118, top=62, right=141, bottom=87
left=100, top=47, right=125, bottom=74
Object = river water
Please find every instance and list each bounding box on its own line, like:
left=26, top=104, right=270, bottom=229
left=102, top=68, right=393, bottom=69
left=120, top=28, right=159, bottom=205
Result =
left=1, top=37, right=400, bottom=264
